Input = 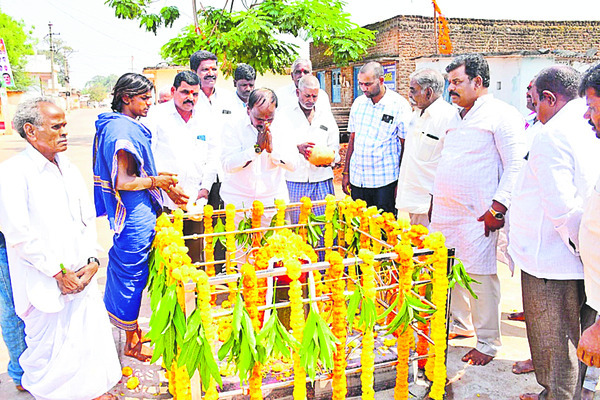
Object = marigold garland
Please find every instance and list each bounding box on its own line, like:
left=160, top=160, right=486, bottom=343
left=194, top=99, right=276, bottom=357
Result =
left=393, top=243, right=414, bottom=400
left=251, top=200, right=264, bottom=247
left=342, top=196, right=356, bottom=251
left=358, top=201, right=371, bottom=251
left=203, top=204, right=215, bottom=278
left=275, top=198, right=286, bottom=227
left=195, top=269, right=219, bottom=400
left=327, top=252, right=347, bottom=400
left=298, top=197, right=312, bottom=241
left=225, top=203, right=237, bottom=304
left=324, top=194, right=336, bottom=257
left=381, top=212, right=400, bottom=246
left=286, top=257, right=306, bottom=400
left=422, top=232, right=449, bottom=400
left=416, top=273, right=431, bottom=370
left=337, top=199, right=347, bottom=256
left=242, top=262, right=263, bottom=400
left=358, top=249, right=376, bottom=400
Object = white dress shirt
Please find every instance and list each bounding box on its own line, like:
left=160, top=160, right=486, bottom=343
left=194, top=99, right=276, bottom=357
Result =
left=195, top=87, right=237, bottom=183
left=220, top=115, right=297, bottom=208
left=396, top=97, right=456, bottom=214
left=0, top=145, right=98, bottom=316
left=276, top=83, right=331, bottom=112
left=143, top=100, right=211, bottom=209
left=509, top=99, right=600, bottom=280
left=283, top=101, right=340, bottom=183
left=581, top=175, right=600, bottom=312
left=348, top=89, right=412, bottom=188
left=431, top=94, right=526, bottom=275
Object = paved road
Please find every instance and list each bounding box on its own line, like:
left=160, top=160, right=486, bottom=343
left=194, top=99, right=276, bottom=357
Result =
left=0, top=107, right=580, bottom=399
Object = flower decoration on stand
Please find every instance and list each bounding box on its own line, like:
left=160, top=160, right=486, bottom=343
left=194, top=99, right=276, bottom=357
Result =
left=327, top=252, right=348, bottom=400
left=358, top=249, right=376, bottom=400
left=422, top=232, right=449, bottom=400
left=225, top=203, right=237, bottom=304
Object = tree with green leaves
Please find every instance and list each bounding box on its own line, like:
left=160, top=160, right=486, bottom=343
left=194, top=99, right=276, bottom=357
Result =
left=82, top=74, right=119, bottom=102
left=0, top=10, right=34, bottom=91
left=105, top=0, right=375, bottom=75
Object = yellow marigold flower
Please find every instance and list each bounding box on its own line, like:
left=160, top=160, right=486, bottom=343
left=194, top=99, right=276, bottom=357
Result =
left=126, top=376, right=140, bottom=390
left=122, top=366, right=133, bottom=376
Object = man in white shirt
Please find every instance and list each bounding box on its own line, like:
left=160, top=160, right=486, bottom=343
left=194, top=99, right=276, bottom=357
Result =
left=342, top=61, right=412, bottom=213
left=395, top=68, right=455, bottom=227
left=284, top=75, right=340, bottom=222
left=232, top=63, right=256, bottom=112
left=190, top=50, right=235, bottom=210
left=144, top=70, right=211, bottom=262
left=508, top=66, right=600, bottom=400
left=578, top=62, right=600, bottom=372
left=0, top=98, right=120, bottom=400
left=220, top=88, right=296, bottom=224
left=431, top=54, right=526, bottom=366
left=276, top=58, right=331, bottom=111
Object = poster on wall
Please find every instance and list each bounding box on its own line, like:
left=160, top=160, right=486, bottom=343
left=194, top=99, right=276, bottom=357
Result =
left=382, top=62, right=396, bottom=91
left=0, top=39, right=15, bottom=88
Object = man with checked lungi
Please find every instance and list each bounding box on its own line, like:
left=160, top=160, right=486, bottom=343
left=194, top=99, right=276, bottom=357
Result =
left=283, top=75, right=340, bottom=223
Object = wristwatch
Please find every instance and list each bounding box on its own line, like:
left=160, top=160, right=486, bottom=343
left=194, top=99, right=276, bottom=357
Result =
left=488, top=207, right=504, bottom=220
left=87, top=256, right=101, bottom=266
left=254, top=144, right=262, bottom=154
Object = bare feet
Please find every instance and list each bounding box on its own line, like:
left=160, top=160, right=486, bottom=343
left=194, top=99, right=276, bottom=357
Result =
left=125, top=328, right=153, bottom=362
left=448, top=332, right=474, bottom=340
left=15, top=384, right=26, bottom=392
left=519, top=393, right=539, bottom=400
left=508, top=311, right=525, bottom=321
left=461, top=348, right=494, bottom=366
left=512, top=359, right=534, bottom=374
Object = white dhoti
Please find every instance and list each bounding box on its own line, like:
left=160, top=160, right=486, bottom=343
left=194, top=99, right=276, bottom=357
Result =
left=20, top=280, right=121, bottom=400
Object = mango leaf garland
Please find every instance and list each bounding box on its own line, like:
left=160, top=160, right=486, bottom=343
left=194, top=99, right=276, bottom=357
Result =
left=178, top=309, right=223, bottom=389
left=256, top=310, right=300, bottom=360
left=448, top=259, right=480, bottom=299
left=217, top=292, right=264, bottom=383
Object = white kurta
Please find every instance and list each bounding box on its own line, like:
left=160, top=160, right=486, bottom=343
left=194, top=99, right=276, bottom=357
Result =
left=431, top=94, right=526, bottom=275
left=282, top=101, right=340, bottom=183
left=220, top=114, right=297, bottom=209
left=0, top=145, right=121, bottom=400
left=509, top=98, right=600, bottom=280
left=143, top=100, right=211, bottom=209
left=581, top=175, right=600, bottom=313
left=396, top=97, right=456, bottom=214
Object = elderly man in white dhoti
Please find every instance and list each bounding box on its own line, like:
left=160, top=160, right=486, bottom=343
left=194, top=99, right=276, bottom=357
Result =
left=430, top=54, right=526, bottom=366
left=0, top=98, right=121, bottom=400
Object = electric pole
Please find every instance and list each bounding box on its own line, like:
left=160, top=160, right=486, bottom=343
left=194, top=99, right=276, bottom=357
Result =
left=46, top=22, right=60, bottom=96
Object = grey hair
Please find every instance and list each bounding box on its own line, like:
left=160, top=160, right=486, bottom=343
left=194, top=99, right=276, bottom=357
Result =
left=291, top=58, right=312, bottom=73
left=13, top=97, right=56, bottom=139
left=410, top=69, right=445, bottom=95
left=297, top=75, right=320, bottom=91
left=360, top=61, right=384, bottom=79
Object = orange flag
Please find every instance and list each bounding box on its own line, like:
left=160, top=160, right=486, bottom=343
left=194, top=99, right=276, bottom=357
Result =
left=432, top=0, right=453, bottom=54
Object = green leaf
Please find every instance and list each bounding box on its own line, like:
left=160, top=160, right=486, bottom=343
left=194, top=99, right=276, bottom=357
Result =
left=377, top=296, right=398, bottom=322
left=346, top=286, right=362, bottom=328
